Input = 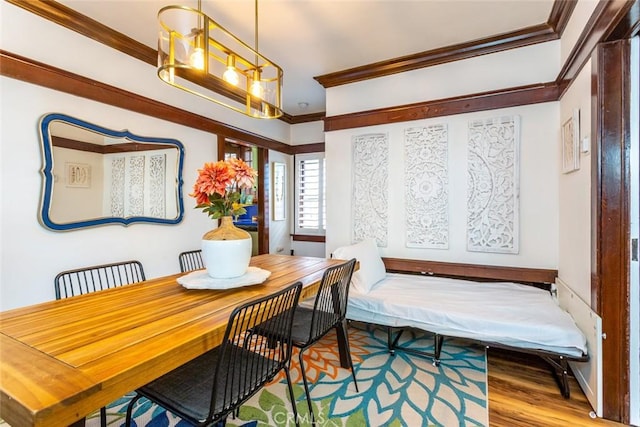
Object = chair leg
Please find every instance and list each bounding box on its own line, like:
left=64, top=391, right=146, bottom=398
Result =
left=124, top=394, right=143, bottom=427
left=298, top=348, right=316, bottom=426
left=338, top=322, right=359, bottom=392
left=100, top=406, right=107, bottom=427
left=284, top=367, right=300, bottom=427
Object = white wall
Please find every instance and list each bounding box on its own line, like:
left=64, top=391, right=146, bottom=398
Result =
left=50, top=147, right=104, bottom=222
left=0, top=77, right=218, bottom=310
left=0, top=3, right=300, bottom=310
left=557, top=60, right=593, bottom=304
left=324, top=33, right=563, bottom=266
left=290, top=121, right=325, bottom=144
left=327, top=41, right=559, bottom=116
left=561, top=0, right=599, bottom=67
left=0, top=2, right=291, bottom=144
left=326, top=103, right=559, bottom=267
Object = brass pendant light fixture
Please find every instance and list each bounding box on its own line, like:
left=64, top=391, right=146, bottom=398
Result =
left=158, top=0, right=283, bottom=119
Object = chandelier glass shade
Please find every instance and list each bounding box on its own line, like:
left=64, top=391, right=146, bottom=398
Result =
left=158, top=3, right=283, bottom=119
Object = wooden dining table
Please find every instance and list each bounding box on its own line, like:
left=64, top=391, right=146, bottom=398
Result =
left=0, top=254, right=346, bottom=427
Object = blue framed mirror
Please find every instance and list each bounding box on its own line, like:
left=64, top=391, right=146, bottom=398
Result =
left=39, top=113, right=185, bottom=231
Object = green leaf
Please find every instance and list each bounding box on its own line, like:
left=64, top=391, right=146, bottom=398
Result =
left=237, top=405, right=269, bottom=424
left=345, top=409, right=366, bottom=427
left=258, top=388, right=285, bottom=410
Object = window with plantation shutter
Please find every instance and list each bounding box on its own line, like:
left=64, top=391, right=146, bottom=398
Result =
left=294, top=153, right=325, bottom=235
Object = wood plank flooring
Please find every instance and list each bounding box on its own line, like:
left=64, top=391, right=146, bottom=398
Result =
left=487, top=347, right=626, bottom=426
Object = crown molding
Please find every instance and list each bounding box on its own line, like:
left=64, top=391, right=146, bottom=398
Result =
left=6, top=0, right=575, bottom=123
left=289, top=143, right=325, bottom=154
left=314, top=23, right=557, bottom=89
left=556, top=0, right=637, bottom=95
left=324, top=82, right=563, bottom=132
left=280, top=112, right=326, bottom=125
left=314, top=0, right=576, bottom=89
left=0, top=50, right=294, bottom=154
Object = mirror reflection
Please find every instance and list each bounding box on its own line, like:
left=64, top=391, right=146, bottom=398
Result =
left=39, top=113, right=184, bottom=231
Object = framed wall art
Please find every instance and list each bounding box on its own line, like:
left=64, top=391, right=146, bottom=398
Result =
left=66, top=162, right=91, bottom=188
left=562, top=109, right=580, bottom=174
left=272, top=162, right=286, bottom=221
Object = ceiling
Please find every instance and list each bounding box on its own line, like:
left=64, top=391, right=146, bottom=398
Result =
left=57, top=0, right=555, bottom=116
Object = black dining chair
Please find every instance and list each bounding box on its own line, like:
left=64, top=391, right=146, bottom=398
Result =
left=54, top=259, right=146, bottom=426
left=250, top=258, right=358, bottom=424
left=124, top=281, right=303, bottom=427
left=178, top=249, right=204, bottom=272
left=54, top=260, right=146, bottom=300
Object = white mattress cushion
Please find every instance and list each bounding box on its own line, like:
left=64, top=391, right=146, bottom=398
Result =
left=347, top=273, right=588, bottom=357
left=332, top=238, right=386, bottom=293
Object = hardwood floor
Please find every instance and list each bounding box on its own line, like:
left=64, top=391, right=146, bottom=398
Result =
left=487, top=348, right=626, bottom=426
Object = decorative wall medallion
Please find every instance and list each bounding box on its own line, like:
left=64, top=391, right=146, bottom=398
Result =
left=128, top=156, right=145, bottom=216
left=467, top=116, right=520, bottom=253
left=404, top=125, right=449, bottom=249
left=110, top=157, right=125, bottom=217
left=149, top=154, right=166, bottom=218
left=352, top=133, right=388, bottom=247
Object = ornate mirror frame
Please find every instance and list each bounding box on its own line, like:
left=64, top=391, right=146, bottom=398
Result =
left=39, top=113, right=185, bottom=231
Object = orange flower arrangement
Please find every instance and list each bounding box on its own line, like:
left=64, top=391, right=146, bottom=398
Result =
left=190, top=158, right=257, bottom=219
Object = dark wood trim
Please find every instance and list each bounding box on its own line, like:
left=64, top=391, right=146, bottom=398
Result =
left=4, top=0, right=323, bottom=122
left=556, top=0, right=636, bottom=92
left=218, top=137, right=271, bottom=254
left=52, top=137, right=171, bottom=154
left=315, top=0, right=576, bottom=89
left=5, top=0, right=157, bottom=66
left=324, top=0, right=637, bottom=132
left=548, top=0, right=578, bottom=35
left=292, top=235, right=326, bottom=243
left=381, top=258, right=558, bottom=285
left=315, top=23, right=557, bottom=89
left=258, top=148, right=269, bottom=254
left=289, top=143, right=325, bottom=155
left=0, top=50, right=294, bottom=154
left=591, top=40, right=632, bottom=423
left=324, top=82, right=562, bottom=132
left=281, top=112, right=326, bottom=125
left=51, top=136, right=103, bottom=154
left=605, top=0, right=640, bottom=40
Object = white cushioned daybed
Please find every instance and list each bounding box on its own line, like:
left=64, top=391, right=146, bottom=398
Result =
left=333, top=239, right=588, bottom=398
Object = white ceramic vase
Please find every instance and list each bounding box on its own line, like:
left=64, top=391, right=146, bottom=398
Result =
left=201, top=216, right=252, bottom=279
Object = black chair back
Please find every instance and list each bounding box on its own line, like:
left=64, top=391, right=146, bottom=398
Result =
left=54, top=260, right=146, bottom=299
left=307, top=258, right=357, bottom=345
left=178, top=249, right=204, bottom=272
left=209, top=281, right=302, bottom=419
left=126, top=282, right=303, bottom=427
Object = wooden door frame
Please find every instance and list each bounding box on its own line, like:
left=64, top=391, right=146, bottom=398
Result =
left=217, top=136, right=269, bottom=254
left=591, top=39, right=632, bottom=423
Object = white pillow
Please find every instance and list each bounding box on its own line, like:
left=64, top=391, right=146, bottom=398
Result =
left=332, top=238, right=386, bottom=293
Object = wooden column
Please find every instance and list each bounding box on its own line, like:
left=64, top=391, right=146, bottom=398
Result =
left=591, top=39, right=632, bottom=423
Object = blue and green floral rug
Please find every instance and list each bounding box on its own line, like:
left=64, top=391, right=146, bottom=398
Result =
left=86, top=324, right=488, bottom=427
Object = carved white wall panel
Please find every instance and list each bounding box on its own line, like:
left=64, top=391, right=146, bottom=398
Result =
left=352, top=133, right=388, bottom=247
left=128, top=156, right=145, bottom=216
left=404, top=125, right=449, bottom=248
left=467, top=116, right=520, bottom=253
left=149, top=154, right=166, bottom=218
left=110, top=157, right=125, bottom=217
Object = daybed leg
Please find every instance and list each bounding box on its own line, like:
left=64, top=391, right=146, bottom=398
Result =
left=541, top=355, right=571, bottom=398
left=388, top=327, right=405, bottom=356
left=432, top=334, right=443, bottom=367
left=387, top=327, right=395, bottom=355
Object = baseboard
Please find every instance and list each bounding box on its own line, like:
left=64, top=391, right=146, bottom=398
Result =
left=555, top=277, right=602, bottom=417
